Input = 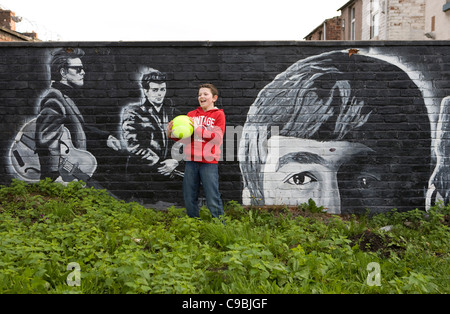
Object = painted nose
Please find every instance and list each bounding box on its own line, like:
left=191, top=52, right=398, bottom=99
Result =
left=318, top=172, right=341, bottom=214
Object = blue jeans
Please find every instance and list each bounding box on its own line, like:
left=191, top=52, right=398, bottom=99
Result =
left=183, top=161, right=224, bottom=218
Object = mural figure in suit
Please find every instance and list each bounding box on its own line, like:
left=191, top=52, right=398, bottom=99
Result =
left=120, top=68, right=183, bottom=202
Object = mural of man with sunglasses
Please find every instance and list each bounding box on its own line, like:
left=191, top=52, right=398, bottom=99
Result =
left=35, top=48, right=120, bottom=184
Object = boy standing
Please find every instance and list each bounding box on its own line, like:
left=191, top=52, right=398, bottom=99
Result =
left=167, top=84, right=225, bottom=218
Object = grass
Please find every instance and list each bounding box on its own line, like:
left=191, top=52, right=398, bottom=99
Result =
left=0, top=179, right=449, bottom=294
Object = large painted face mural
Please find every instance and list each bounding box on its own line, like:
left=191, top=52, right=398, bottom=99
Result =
left=2, top=44, right=449, bottom=215
left=239, top=51, right=432, bottom=214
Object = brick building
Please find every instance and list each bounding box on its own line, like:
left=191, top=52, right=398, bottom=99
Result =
left=339, top=0, right=363, bottom=40
left=304, top=16, right=342, bottom=40
left=367, top=0, right=426, bottom=40
left=424, top=0, right=450, bottom=39
left=0, top=9, right=39, bottom=42
left=305, top=0, right=450, bottom=40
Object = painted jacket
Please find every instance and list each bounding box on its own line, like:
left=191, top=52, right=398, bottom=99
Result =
left=35, top=82, right=87, bottom=180
left=183, top=106, right=225, bottom=164
left=121, top=99, right=178, bottom=164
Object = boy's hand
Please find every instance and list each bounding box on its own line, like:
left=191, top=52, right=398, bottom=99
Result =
left=189, top=117, right=199, bottom=130
left=167, top=120, right=174, bottom=137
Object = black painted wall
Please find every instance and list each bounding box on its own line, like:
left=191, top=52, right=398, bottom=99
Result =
left=1, top=41, right=450, bottom=214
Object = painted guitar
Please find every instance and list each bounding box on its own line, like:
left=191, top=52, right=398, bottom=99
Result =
left=9, top=118, right=101, bottom=189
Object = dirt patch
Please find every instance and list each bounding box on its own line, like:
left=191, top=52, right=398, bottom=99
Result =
left=349, top=230, right=404, bottom=258
left=350, top=231, right=385, bottom=252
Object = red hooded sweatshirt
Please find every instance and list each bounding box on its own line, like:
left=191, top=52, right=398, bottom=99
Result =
left=180, top=107, right=225, bottom=164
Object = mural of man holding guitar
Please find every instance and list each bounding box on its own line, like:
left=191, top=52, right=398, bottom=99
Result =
left=10, top=48, right=120, bottom=189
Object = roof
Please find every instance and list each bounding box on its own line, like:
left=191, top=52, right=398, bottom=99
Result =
left=303, top=16, right=341, bottom=40
left=337, top=0, right=357, bottom=12
left=0, top=25, right=39, bottom=41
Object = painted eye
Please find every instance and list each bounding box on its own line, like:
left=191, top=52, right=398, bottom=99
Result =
left=357, top=174, right=380, bottom=189
left=285, top=172, right=317, bottom=186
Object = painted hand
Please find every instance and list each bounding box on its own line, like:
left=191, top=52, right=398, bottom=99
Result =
left=158, top=158, right=179, bottom=176
left=107, top=135, right=121, bottom=151
left=138, top=148, right=159, bottom=166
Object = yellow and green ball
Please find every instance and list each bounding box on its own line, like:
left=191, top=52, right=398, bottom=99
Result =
left=172, top=115, right=194, bottom=139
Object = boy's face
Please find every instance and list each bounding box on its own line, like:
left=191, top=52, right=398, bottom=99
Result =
left=198, top=87, right=218, bottom=111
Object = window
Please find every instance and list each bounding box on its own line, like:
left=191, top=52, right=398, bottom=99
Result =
left=370, top=0, right=380, bottom=39
left=431, top=16, right=435, bottom=32
left=351, top=7, right=356, bottom=40
left=372, top=13, right=379, bottom=38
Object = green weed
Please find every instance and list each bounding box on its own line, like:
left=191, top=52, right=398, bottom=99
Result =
left=0, top=179, right=448, bottom=293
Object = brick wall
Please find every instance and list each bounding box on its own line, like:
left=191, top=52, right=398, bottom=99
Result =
left=362, top=0, right=426, bottom=40
left=387, top=0, right=426, bottom=40
left=0, top=10, right=16, bottom=31
left=1, top=41, right=449, bottom=215
left=324, top=17, right=343, bottom=40
left=304, top=16, right=342, bottom=40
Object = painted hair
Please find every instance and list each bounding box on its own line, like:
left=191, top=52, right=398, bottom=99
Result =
left=141, top=69, right=167, bottom=90
left=49, top=48, right=85, bottom=81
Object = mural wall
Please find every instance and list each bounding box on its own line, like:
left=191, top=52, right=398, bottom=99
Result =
left=1, top=42, right=449, bottom=214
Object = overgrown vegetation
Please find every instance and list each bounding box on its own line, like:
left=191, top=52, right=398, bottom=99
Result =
left=0, top=179, right=448, bottom=293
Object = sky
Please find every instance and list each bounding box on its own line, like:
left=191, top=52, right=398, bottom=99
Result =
left=0, top=0, right=349, bottom=41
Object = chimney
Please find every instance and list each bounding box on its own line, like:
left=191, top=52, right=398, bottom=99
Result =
left=23, top=31, right=38, bottom=40
left=0, top=9, right=16, bottom=31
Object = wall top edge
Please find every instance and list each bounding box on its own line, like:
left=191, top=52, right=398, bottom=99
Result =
left=0, top=40, right=449, bottom=48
